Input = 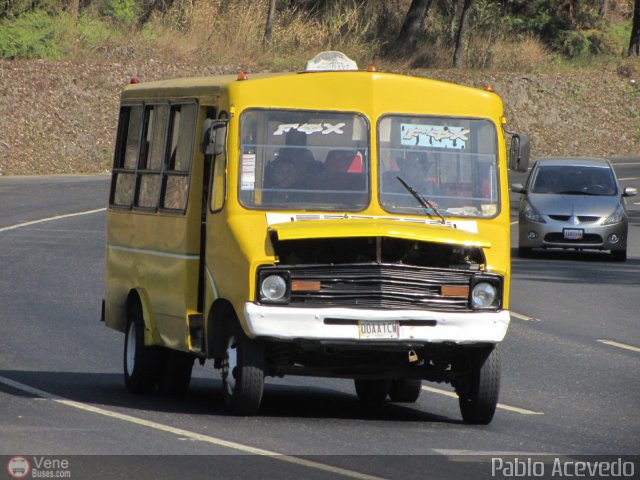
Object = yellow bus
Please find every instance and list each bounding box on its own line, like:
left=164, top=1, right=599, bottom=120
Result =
left=103, top=52, right=529, bottom=424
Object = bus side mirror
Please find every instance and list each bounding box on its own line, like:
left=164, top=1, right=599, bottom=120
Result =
left=509, top=133, right=530, bottom=172
left=201, top=119, right=227, bottom=156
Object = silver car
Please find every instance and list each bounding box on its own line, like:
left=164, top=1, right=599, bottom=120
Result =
left=511, top=157, right=637, bottom=261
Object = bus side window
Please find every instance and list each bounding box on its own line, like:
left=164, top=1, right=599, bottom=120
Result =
left=162, top=103, right=196, bottom=211
left=110, top=104, right=143, bottom=208
left=135, top=104, right=168, bottom=209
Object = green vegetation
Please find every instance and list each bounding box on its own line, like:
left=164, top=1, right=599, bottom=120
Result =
left=0, top=0, right=637, bottom=70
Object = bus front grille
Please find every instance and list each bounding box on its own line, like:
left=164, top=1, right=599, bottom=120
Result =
left=286, top=263, right=473, bottom=311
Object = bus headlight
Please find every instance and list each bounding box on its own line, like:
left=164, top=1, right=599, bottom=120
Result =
left=469, top=275, right=502, bottom=310
left=471, top=282, right=496, bottom=308
left=260, top=274, right=289, bottom=303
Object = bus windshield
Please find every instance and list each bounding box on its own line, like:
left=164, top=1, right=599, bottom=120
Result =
left=378, top=115, right=499, bottom=218
left=239, top=109, right=369, bottom=211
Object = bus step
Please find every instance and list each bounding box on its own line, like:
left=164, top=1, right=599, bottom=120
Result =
left=188, top=313, right=205, bottom=353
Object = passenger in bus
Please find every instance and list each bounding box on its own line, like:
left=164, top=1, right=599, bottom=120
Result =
left=264, top=147, right=318, bottom=202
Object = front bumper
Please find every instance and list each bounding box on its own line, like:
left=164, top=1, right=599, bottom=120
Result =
left=243, top=303, right=510, bottom=344
left=518, top=217, right=628, bottom=251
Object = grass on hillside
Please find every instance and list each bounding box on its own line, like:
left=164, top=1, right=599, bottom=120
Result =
left=0, top=0, right=637, bottom=73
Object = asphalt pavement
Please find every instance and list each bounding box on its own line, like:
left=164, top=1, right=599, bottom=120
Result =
left=1, top=165, right=638, bottom=479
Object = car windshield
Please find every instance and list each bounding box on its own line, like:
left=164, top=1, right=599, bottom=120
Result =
left=378, top=115, right=499, bottom=218
left=531, top=165, right=617, bottom=196
left=239, top=109, right=369, bottom=211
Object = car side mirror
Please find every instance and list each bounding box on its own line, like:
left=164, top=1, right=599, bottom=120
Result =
left=509, top=134, right=530, bottom=172
left=201, top=119, right=228, bottom=156
left=623, top=187, right=637, bottom=197
left=510, top=183, right=526, bottom=194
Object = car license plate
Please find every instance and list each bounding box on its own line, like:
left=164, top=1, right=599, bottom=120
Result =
left=563, top=228, right=584, bottom=240
left=358, top=320, right=399, bottom=339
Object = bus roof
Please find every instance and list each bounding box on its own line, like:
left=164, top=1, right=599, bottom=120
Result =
left=121, top=70, right=504, bottom=119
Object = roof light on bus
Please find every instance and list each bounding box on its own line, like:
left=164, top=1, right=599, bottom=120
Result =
left=305, top=51, right=358, bottom=72
left=484, top=83, right=495, bottom=92
left=367, top=65, right=377, bottom=72
left=237, top=72, right=249, bottom=81
left=129, top=76, right=140, bottom=84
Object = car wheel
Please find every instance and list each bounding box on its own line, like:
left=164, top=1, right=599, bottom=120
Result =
left=518, top=247, right=533, bottom=258
left=457, top=347, right=500, bottom=425
left=388, top=378, right=422, bottom=403
left=611, top=249, right=627, bottom=262
left=221, top=321, right=265, bottom=415
left=354, top=379, right=391, bottom=404
left=124, top=301, right=163, bottom=394
left=158, top=350, right=194, bottom=395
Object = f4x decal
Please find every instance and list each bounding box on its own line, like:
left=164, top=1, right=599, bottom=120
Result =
left=273, top=123, right=346, bottom=136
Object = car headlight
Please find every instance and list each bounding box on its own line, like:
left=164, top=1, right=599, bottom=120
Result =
left=602, top=204, right=624, bottom=225
left=523, top=200, right=546, bottom=223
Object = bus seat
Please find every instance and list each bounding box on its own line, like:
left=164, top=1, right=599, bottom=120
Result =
left=325, top=150, right=356, bottom=173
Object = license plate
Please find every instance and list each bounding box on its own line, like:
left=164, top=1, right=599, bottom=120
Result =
left=563, top=228, right=584, bottom=240
left=358, top=320, right=399, bottom=339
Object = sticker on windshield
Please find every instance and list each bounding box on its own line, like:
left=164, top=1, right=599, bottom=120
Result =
left=401, top=124, right=469, bottom=149
left=273, top=123, right=346, bottom=136
left=241, top=154, right=256, bottom=190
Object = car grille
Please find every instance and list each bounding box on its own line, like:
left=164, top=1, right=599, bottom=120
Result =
left=285, top=263, right=475, bottom=311
left=577, top=216, right=601, bottom=222
left=548, top=215, right=601, bottom=223
left=544, top=233, right=603, bottom=244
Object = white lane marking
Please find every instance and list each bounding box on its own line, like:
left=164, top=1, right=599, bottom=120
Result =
left=433, top=449, right=559, bottom=456
left=0, top=375, right=385, bottom=480
left=0, top=208, right=106, bottom=233
left=617, top=177, right=637, bottom=181
left=510, top=311, right=541, bottom=322
left=421, top=386, right=544, bottom=415
left=597, top=340, right=640, bottom=353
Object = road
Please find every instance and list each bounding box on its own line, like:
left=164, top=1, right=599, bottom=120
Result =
left=1, top=161, right=639, bottom=479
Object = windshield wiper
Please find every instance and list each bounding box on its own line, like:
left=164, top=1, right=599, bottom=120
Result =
left=396, top=176, right=446, bottom=224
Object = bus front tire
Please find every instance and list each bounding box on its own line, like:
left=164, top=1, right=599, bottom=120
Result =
left=457, top=347, right=500, bottom=425
left=221, top=322, right=265, bottom=415
left=124, top=302, right=163, bottom=394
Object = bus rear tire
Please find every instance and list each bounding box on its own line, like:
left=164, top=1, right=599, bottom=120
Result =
left=354, top=379, right=391, bottom=404
left=221, top=322, right=265, bottom=415
left=457, top=347, right=500, bottom=425
left=124, top=302, right=163, bottom=394
left=388, top=378, right=422, bottom=403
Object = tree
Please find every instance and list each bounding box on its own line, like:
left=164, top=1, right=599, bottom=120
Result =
left=452, top=0, right=472, bottom=68
left=387, top=0, right=433, bottom=57
left=630, top=0, right=640, bottom=56
left=66, top=0, right=79, bottom=24
left=263, top=0, right=277, bottom=47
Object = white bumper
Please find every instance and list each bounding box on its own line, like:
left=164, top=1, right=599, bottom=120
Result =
left=243, top=303, right=510, bottom=344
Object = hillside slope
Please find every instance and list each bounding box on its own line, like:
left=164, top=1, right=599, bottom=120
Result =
left=0, top=59, right=638, bottom=176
